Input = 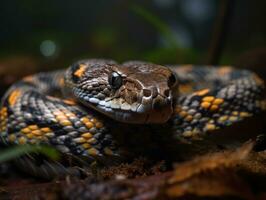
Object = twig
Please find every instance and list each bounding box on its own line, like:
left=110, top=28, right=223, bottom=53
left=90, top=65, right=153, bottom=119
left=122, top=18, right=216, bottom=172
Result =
left=206, top=0, right=235, bottom=65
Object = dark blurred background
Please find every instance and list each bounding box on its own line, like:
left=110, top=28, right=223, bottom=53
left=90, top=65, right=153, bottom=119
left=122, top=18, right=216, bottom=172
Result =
left=0, top=0, right=265, bottom=80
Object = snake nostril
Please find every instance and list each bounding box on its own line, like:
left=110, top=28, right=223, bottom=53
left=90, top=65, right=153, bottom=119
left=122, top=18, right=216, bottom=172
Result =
left=153, top=99, right=165, bottom=110
left=153, top=100, right=160, bottom=110
left=164, top=89, right=170, bottom=97
left=143, top=89, right=152, bottom=97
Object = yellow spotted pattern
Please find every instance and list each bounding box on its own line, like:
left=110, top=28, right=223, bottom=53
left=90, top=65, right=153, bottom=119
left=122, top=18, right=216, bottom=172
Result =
left=204, top=123, right=216, bottom=132
left=75, top=116, right=107, bottom=156
left=0, top=107, right=8, bottom=133
left=239, top=112, right=251, bottom=118
left=184, top=115, right=193, bottom=122
left=218, top=115, right=228, bottom=123
left=200, top=95, right=224, bottom=111
left=87, top=148, right=99, bottom=156
left=81, top=117, right=104, bottom=129
left=53, top=109, right=75, bottom=126
left=59, top=77, right=65, bottom=87
left=182, top=127, right=201, bottom=138
left=19, top=125, right=54, bottom=144
left=258, top=100, right=266, bottom=110
left=8, top=134, right=17, bottom=143
left=176, top=90, right=256, bottom=136
left=73, top=132, right=101, bottom=156
left=104, top=147, right=114, bottom=156
left=2, top=65, right=264, bottom=159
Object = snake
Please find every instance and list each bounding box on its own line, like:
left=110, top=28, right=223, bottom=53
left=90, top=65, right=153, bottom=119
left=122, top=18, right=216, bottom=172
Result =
left=0, top=59, right=266, bottom=178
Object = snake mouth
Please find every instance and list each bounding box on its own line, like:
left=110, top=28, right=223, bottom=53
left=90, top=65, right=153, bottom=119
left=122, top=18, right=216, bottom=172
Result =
left=79, top=94, right=174, bottom=124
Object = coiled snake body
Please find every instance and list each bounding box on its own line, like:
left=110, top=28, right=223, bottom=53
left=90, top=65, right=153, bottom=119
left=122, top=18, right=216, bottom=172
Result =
left=0, top=59, right=266, bottom=178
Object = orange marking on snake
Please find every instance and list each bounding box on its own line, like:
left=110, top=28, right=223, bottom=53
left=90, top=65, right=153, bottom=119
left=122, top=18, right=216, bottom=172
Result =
left=217, top=66, right=232, bottom=76
left=0, top=107, right=7, bottom=132
left=8, top=89, right=22, bottom=106
left=253, top=74, right=264, bottom=86
left=23, top=75, right=34, bottom=83
left=63, top=99, right=76, bottom=105
left=59, top=77, right=65, bottom=87
left=179, top=83, right=194, bottom=94
left=194, top=89, right=210, bottom=96
left=74, top=64, right=86, bottom=78
left=0, top=107, right=7, bottom=117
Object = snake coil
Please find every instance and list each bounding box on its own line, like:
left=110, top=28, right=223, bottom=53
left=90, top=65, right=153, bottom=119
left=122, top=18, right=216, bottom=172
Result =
left=0, top=59, right=265, bottom=178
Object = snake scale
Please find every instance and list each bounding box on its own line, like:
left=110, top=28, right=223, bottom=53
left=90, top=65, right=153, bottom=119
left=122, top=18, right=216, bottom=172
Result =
left=0, top=59, right=266, bottom=178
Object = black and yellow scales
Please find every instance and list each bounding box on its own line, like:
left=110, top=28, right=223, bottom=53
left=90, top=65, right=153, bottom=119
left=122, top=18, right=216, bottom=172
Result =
left=0, top=59, right=265, bottom=178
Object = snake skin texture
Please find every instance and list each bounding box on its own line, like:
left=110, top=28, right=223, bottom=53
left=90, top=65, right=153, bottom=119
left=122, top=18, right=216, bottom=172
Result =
left=171, top=65, right=266, bottom=138
left=0, top=59, right=266, bottom=178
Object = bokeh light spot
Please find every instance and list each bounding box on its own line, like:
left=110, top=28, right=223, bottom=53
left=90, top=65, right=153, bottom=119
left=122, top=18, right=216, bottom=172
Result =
left=40, top=40, right=57, bottom=57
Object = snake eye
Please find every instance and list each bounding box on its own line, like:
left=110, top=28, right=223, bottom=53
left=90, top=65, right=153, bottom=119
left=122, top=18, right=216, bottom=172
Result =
left=108, top=72, right=123, bottom=89
left=168, top=73, right=177, bottom=87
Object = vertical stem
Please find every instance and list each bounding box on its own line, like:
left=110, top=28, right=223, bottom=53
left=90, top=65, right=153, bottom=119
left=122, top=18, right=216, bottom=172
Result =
left=206, top=0, right=235, bottom=65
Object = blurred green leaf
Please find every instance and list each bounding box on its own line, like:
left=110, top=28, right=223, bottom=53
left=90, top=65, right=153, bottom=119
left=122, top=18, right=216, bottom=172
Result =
left=144, top=47, right=200, bottom=64
left=0, top=145, right=60, bottom=163
left=131, top=4, right=179, bottom=48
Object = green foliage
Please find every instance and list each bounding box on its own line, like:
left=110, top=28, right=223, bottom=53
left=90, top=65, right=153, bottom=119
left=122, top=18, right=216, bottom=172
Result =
left=131, top=4, right=180, bottom=49
left=130, top=4, right=201, bottom=64
left=144, top=47, right=200, bottom=64
left=0, top=145, right=60, bottom=163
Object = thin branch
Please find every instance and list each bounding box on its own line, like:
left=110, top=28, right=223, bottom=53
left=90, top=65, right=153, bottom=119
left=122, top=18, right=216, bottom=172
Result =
left=206, top=0, right=235, bottom=65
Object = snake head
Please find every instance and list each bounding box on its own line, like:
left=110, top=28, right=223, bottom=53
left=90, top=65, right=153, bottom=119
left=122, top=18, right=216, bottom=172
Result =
left=64, top=59, right=179, bottom=124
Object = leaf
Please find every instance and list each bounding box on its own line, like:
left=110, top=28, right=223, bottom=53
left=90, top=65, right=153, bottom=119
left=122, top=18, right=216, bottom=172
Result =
left=169, top=142, right=253, bottom=184
left=166, top=142, right=254, bottom=199
left=131, top=4, right=179, bottom=48
left=0, top=145, right=60, bottom=163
